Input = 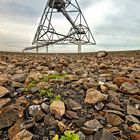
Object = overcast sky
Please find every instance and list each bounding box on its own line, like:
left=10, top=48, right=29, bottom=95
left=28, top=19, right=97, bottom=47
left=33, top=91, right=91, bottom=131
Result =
left=0, top=0, right=140, bottom=52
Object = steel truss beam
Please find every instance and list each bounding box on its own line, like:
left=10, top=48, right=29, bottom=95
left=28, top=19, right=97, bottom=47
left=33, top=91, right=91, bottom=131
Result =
left=23, top=0, right=96, bottom=52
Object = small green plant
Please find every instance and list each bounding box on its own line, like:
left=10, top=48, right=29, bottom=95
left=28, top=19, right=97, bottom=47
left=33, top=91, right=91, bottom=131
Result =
left=41, top=73, right=66, bottom=82
left=60, top=131, right=79, bottom=140
left=55, top=95, right=61, bottom=101
left=28, top=80, right=37, bottom=88
left=51, top=95, right=61, bottom=103
left=23, top=80, right=37, bottom=92
left=52, top=134, right=59, bottom=140
left=40, top=88, right=54, bottom=98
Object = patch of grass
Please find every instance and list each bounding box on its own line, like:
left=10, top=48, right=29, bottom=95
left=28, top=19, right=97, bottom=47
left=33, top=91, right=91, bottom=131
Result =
left=41, top=73, right=66, bottom=82
left=28, top=80, right=37, bottom=88
left=23, top=80, right=37, bottom=92
left=40, top=87, right=54, bottom=98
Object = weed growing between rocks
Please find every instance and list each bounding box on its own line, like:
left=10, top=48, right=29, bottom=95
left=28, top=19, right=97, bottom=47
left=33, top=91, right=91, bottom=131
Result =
left=41, top=73, right=66, bottom=82
left=40, top=87, right=54, bottom=97
left=23, top=80, right=37, bottom=92
left=52, top=131, right=79, bottom=140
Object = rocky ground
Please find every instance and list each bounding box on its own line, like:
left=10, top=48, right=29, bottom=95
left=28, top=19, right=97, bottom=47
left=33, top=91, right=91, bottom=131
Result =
left=0, top=51, right=140, bottom=140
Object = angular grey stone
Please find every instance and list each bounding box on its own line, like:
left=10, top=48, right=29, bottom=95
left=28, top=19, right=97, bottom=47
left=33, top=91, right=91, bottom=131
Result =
left=11, top=73, right=27, bottom=83
left=93, top=129, right=115, bottom=140
left=29, top=105, right=41, bottom=116
left=84, top=119, right=103, bottom=131
left=67, top=98, right=82, bottom=110
left=41, top=103, right=49, bottom=113
left=120, top=82, right=139, bottom=94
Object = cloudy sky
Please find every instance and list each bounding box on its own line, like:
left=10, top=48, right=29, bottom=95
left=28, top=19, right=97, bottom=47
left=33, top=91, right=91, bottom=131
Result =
left=0, top=0, right=140, bottom=52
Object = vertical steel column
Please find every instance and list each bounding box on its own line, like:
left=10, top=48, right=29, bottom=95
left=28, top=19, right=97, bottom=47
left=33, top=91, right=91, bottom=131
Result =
left=36, top=47, right=39, bottom=53
left=78, top=42, right=81, bottom=53
left=46, top=46, right=48, bottom=53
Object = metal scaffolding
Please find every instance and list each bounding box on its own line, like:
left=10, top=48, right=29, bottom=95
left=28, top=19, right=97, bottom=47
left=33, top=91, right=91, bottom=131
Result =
left=23, top=0, right=96, bottom=53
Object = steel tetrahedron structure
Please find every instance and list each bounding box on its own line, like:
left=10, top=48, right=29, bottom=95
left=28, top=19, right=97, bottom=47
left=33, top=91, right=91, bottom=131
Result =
left=23, top=0, right=96, bottom=53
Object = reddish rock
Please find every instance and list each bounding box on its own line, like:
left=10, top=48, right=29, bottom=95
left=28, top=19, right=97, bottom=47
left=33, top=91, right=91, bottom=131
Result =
left=0, top=98, right=11, bottom=109
left=16, top=96, right=29, bottom=108
left=0, top=86, right=9, bottom=98
left=131, top=133, right=140, bottom=140
left=129, top=124, right=140, bottom=132
left=113, top=76, right=135, bottom=86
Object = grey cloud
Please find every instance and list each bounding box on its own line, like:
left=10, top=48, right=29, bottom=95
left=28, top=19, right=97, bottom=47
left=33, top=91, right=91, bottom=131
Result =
left=0, top=0, right=140, bottom=52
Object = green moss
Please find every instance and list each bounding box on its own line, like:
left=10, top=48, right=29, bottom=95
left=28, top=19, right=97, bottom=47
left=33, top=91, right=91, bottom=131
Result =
left=40, top=88, right=54, bottom=98
left=23, top=80, right=37, bottom=92
left=41, top=73, right=66, bottom=82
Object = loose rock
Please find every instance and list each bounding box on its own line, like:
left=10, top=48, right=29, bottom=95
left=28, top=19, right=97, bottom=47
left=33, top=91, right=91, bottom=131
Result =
left=0, top=86, right=9, bottom=98
left=84, top=119, right=103, bottom=131
left=0, top=98, right=11, bottom=109
left=85, top=89, right=104, bottom=104
left=120, top=82, right=139, bottom=94
left=106, top=113, right=124, bottom=126
left=131, top=133, right=140, bottom=140
left=0, top=104, right=24, bottom=130
left=12, top=129, right=33, bottom=140
left=93, top=129, right=115, bottom=140
left=50, top=101, right=65, bottom=117
left=129, top=124, right=140, bottom=132
left=97, top=51, right=108, bottom=58
left=11, top=73, right=27, bottom=83
left=28, top=105, right=41, bottom=116
left=127, top=105, right=140, bottom=116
